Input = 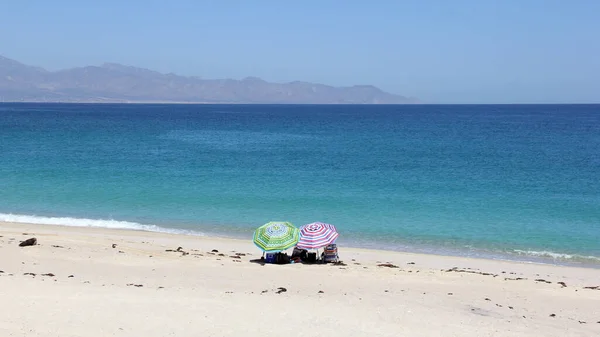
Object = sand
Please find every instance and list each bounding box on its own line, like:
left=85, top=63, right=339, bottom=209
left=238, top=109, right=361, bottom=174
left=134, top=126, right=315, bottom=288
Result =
left=0, top=221, right=599, bottom=337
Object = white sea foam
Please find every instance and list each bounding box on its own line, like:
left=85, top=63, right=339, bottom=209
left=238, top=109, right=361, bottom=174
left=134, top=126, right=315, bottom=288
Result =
left=0, top=213, right=204, bottom=236
left=513, top=249, right=600, bottom=262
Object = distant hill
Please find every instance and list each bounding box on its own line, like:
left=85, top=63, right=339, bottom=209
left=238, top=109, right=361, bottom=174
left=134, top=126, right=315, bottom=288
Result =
left=0, top=55, right=417, bottom=104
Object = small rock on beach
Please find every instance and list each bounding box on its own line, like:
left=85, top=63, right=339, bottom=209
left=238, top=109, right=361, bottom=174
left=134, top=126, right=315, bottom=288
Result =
left=19, top=238, right=37, bottom=247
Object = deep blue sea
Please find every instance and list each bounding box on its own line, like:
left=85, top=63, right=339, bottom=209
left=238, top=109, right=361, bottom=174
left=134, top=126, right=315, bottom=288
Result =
left=1, top=103, right=599, bottom=266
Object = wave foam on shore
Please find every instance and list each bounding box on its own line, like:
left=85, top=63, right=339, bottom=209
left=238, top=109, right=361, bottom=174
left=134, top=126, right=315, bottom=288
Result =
left=0, top=213, right=205, bottom=236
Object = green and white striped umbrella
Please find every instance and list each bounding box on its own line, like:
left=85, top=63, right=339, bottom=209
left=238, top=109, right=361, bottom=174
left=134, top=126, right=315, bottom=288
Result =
left=253, top=221, right=299, bottom=252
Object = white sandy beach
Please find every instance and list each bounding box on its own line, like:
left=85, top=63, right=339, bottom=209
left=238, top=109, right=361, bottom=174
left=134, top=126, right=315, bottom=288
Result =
left=1, top=221, right=599, bottom=337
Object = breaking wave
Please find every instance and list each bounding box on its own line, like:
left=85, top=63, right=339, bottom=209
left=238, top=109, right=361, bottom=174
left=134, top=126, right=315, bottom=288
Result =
left=0, top=213, right=204, bottom=236
left=512, top=249, right=600, bottom=264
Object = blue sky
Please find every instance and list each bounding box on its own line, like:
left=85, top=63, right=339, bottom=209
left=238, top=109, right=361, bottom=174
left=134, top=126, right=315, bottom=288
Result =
left=1, top=0, right=599, bottom=103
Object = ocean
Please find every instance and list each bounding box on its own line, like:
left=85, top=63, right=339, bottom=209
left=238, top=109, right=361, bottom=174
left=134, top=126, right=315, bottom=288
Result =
left=1, top=103, right=599, bottom=266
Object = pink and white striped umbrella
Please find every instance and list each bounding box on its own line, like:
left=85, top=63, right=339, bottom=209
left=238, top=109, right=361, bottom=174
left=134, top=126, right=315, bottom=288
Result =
left=296, top=222, right=339, bottom=249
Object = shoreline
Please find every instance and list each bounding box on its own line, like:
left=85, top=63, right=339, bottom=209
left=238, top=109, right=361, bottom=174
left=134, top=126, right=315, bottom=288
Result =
left=2, top=221, right=599, bottom=336
left=1, top=220, right=599, bottom=275
left=1, top=215, right=598, bottom=270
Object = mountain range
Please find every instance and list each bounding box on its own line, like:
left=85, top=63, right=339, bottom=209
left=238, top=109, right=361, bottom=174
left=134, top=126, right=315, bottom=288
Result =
left=0, top=55, right=416, bottom=104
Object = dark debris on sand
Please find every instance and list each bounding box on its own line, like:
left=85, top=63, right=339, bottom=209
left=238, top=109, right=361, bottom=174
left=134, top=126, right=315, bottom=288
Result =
left=165, top=247, right=190, bottom=256
left=276, top=287, right=287, bottom=294
left=377, top=263, right=399, bottom=268
left=126, top=283, right=143, bottom=287
left=19, top=238, right=37, bottom=247
left=445, top=267, right=497, bottom=277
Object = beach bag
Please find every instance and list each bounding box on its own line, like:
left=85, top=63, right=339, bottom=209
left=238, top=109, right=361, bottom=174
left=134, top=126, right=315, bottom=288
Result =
left=292, top=247, right=308, bottom=261
left=306, top=252, right=317, bottom=263
left=275, top=252, right=290, bottom=264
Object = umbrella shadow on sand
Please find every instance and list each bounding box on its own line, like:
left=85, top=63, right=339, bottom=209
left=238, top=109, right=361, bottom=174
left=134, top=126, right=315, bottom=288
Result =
left=249, top=255, right=345, bottom=266
left=249, top=258, right=266, bottom=266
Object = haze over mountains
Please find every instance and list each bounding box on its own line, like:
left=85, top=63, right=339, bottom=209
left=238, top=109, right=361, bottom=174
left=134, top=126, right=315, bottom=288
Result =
left=0, top=55, right=416, bottom=104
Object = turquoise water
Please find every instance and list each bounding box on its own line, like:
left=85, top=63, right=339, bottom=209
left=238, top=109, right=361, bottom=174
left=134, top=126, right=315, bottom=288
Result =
left=1, top=103, right=599, bottom=266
